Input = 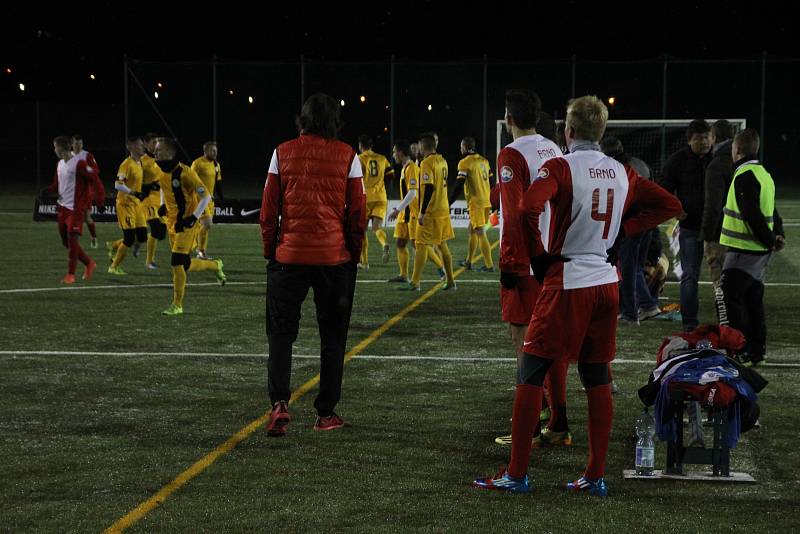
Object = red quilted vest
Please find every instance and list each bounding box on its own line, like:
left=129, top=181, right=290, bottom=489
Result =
left=275, top=135, right=356, bottom=265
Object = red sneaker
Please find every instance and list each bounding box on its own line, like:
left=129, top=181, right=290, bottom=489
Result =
left=266, top=401, right=290, bottom=437
left=60, top=274, right=76, bottom=284
left=313, top=413, right=344, bottom=431
left=82, top=260, right=97, bottom=281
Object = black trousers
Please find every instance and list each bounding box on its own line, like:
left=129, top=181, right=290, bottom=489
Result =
left=720, top=268, right=766, bottom=361
left=266, top=261, right=357, bottom=416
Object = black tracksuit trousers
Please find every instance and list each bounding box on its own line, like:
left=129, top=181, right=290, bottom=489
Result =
left=266, top=261, right=357, bottom=416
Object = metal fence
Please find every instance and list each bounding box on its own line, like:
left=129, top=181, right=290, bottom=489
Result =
left=6, top=54, right=799, bottom=197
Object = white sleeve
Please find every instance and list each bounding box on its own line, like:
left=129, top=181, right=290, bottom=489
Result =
left=268, top=150, right=279, bottom=175
left=395, top=188, right=417, bottom=212
left=348, top=154, right=362, bottom=178
left=115, top=182, right=132, bottom=194
left=193, top=194, right=211, bottom=219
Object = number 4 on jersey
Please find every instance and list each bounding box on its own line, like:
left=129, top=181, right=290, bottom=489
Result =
left=591, top=188, right=614, bottom=239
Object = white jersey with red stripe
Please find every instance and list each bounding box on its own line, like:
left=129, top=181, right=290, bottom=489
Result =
left=497, top=134, right=562, bottom=275
left=534, top=147, right=629, bottom=290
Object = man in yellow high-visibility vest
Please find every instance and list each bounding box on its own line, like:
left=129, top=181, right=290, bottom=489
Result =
left=719, top=128, right=786, bottom=366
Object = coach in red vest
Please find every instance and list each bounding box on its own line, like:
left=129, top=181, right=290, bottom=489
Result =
left=260, top=93, right=367, bottom=436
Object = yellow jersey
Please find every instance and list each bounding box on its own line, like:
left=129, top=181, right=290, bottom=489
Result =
left=156, top=162, right=207, bottom=221
left=457, top=153, right=492, bottom=208
left=399, top=160, right=420, bottom=222
left=116, top=156, right=144, bottom=199
left=358, top=149, right=395, bottom=203
left=419, top=153, right=449, bottom=217
left=190, top=156, right=222, bottom=196
left=141, top=154, right=161, bottom=186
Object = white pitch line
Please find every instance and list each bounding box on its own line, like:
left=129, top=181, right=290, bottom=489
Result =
left=5, top=278, right=800, bottom=295
left=1, top=350, right=797, bottom=367
left=0, top=279, right=497, bottom=295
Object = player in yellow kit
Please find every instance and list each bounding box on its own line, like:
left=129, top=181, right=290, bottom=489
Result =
left=450, top=137, right=495, bottom=271
left=141, top=132, right=167, bottom=269
left=154, top=137, right=227, bottom=316
left=387, top=140, right=419, bottom=283
left=358, top=134, right=395, bottom=268
left=190, top=141, right=224, bottom=260
left=108, top=136, right=149, bottom=275
left=400, top=133, right=456, bottom=291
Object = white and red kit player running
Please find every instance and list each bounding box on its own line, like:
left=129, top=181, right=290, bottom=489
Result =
left=494, top=89, right=571, bottom=448
left=474, top=96, right=682, bottom=495
left=45, top=136, right=106, bottom=284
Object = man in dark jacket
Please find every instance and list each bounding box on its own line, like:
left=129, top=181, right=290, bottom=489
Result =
left=260, top=93, right=367, bottom=436
left=719, top=129, right=786, bottom=366
left=700, top=119, right=735, bottom=286
left=659, top=119, right=713, bottom=332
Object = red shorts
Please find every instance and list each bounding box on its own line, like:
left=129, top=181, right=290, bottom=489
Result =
left=523, top=282, right=619, bottom=363
left=57, top=205, right=84, bottom=235
left=501, top=274, right=540, bottom=326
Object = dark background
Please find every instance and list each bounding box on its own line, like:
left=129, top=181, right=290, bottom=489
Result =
left=3, top=3, right=797, bottom=198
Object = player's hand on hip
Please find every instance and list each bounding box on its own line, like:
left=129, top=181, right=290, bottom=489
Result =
left=531, top=253, right=571, bottom=284
left=500, top=271, right=518, bottom=290
left=775, top=235, right=786, bottom=252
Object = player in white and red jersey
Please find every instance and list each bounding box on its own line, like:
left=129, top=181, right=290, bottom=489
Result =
left=474, top=96, right=682, bottom=495
left=493, top=89, right=572, bottom=449
left=72, top=134, right=101, bottom=248
left=44, top=136, right=106, bottom=284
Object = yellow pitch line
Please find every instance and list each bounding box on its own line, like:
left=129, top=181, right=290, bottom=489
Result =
left=104, top=241, right=497, bottom=533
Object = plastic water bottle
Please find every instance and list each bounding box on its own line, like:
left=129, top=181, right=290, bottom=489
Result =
left=635, top=408, right=656, bottom=476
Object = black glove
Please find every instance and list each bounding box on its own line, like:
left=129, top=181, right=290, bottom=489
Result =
left=182, top=215, right=198, bottom=229
left=500, top=271, right=519, bottom=290
left=158, top=204, right=167, bottom=217
left=140, top=182, right=153, bottom=194
left=134, top=191, right=148, bottom=201
left=531, top=253, right=571, bottom=284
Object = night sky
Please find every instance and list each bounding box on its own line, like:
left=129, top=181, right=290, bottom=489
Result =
left=3, top=3, right=797, bottom=190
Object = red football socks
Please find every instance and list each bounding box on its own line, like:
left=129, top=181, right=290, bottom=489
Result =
left=585, top=383, right=613, bottom=480
left=547, top=359, right=569, bottom=432
left=68, top=234, right=91, bottom=275
left=508, top=384, right=543, bottom=478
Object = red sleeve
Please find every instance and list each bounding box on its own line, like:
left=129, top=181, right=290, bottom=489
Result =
left=259, top=173, right=282, bottom=259
left=498, top=148, right=531, bottom=275
left=84, top=157, right=105, bottom=206
left=489, top=184, right=500, bottom=210
left=521, top=158, right=565, bottom=258
left=344, top=177, right=367, bottom=262
left=75, top=159, right=105, bottom=209
left=622, top=168, right=683, bottom=237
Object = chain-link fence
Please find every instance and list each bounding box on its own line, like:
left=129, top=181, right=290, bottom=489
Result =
left=6, top=54, right=799, bottom=198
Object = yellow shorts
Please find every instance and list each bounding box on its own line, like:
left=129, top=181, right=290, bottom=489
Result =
left=469, top=205, right=491, bottom=229
left=116, top=197, right=146, bottom=229
left=140, top=191, right=162, bottom=221
left=415, top=214, right=454, bottom=245
left=168, top=221, right=199, bottom=254
left=366, top=201, right=387, bottom=220
left=394, top=221, right=410, bottom=240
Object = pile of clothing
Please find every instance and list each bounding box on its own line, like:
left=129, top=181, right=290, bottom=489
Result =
left=638, top=325, right=768, bottom=448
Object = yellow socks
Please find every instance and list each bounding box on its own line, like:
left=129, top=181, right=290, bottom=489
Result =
left=479, top=233, right=494, bottom=268
left=111, top=244, right=128, bottom=268
left=397, top=246, right=409, bottom=278
left=466, top=232, right=477, bottom=264
left=411, top=244, right=429, bottom=287
left=146, top=236, right=158, bottom=264
left=171, top=265, right=186, bottom=308
left=189, top=258, right=217, bottom=272
left=375, top=228, right=387, bottom=248
left=439, top=242, right=455, bottom=284
left=361, top=232, right=369, bottom=265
